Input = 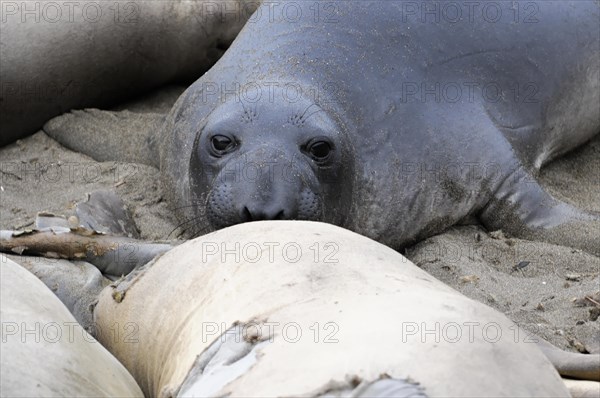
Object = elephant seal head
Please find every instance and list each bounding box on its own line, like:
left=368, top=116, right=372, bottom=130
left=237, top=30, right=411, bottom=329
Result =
left=181, top=85, right=355, bottom=233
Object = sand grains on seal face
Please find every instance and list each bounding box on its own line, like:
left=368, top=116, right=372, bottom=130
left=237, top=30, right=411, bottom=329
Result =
left=94, top=221, right=569, bottom=397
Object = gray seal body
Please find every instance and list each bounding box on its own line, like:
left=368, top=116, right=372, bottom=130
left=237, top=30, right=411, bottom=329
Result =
left=0, top=0, right=254, bottom=146
left=161, top=0, right=599, bottom=252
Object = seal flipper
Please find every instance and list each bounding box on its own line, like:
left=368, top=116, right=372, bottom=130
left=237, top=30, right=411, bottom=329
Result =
left=76, top=190, right=140, bottom=239
left=536, top=338, right=600, bottom=382
left=35, top=190, right=141, bottom=238
left=479, top=166, right=600, bottom=256
left=43, top=108, right=164, bottom=168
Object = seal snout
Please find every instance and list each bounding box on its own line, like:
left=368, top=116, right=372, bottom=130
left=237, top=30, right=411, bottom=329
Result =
left=206, top=185, right=322, bottom=228
left=206, top=174, right=322, bottom=228
left=204, top=150, right=324, bottom=229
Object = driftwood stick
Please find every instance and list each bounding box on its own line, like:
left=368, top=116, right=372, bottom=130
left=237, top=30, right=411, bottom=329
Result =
left=0, top=228, right=174, bottom=276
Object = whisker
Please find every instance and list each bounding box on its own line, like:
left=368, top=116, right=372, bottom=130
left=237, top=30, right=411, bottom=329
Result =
left=302, top=107, right=324, bottom=122
left=184, top=222, right=215, bottom=239
left=298, top=103, right=325, bottom=124
left=167, top=203, right=205, bottom=213
left=185, top=221, right=214, bottom=239
left=299, top=103, right=317, bottom=120
left=168, top=215, right=205, bottom=239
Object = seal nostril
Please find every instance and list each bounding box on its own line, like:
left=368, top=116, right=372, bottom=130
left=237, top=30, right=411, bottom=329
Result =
left=242, top=207, right=286, bottom=222
left=242, top=207, right=253, bottom=222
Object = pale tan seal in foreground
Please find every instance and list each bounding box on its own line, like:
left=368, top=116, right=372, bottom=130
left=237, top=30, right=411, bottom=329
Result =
left=0, top=255, right=143, bottom=397
left=94, top=221, right=573, bottom=397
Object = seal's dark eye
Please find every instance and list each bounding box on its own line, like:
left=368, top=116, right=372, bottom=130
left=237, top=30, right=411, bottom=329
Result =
left=305, top=139, right=333, bottom=162
left=210, top=135, right=236, bottom=156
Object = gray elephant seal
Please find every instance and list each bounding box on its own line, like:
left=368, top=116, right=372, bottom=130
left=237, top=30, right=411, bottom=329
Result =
left=45, top=1, right=599, bottom=253
left=0, top=0, right=256, bottom=147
